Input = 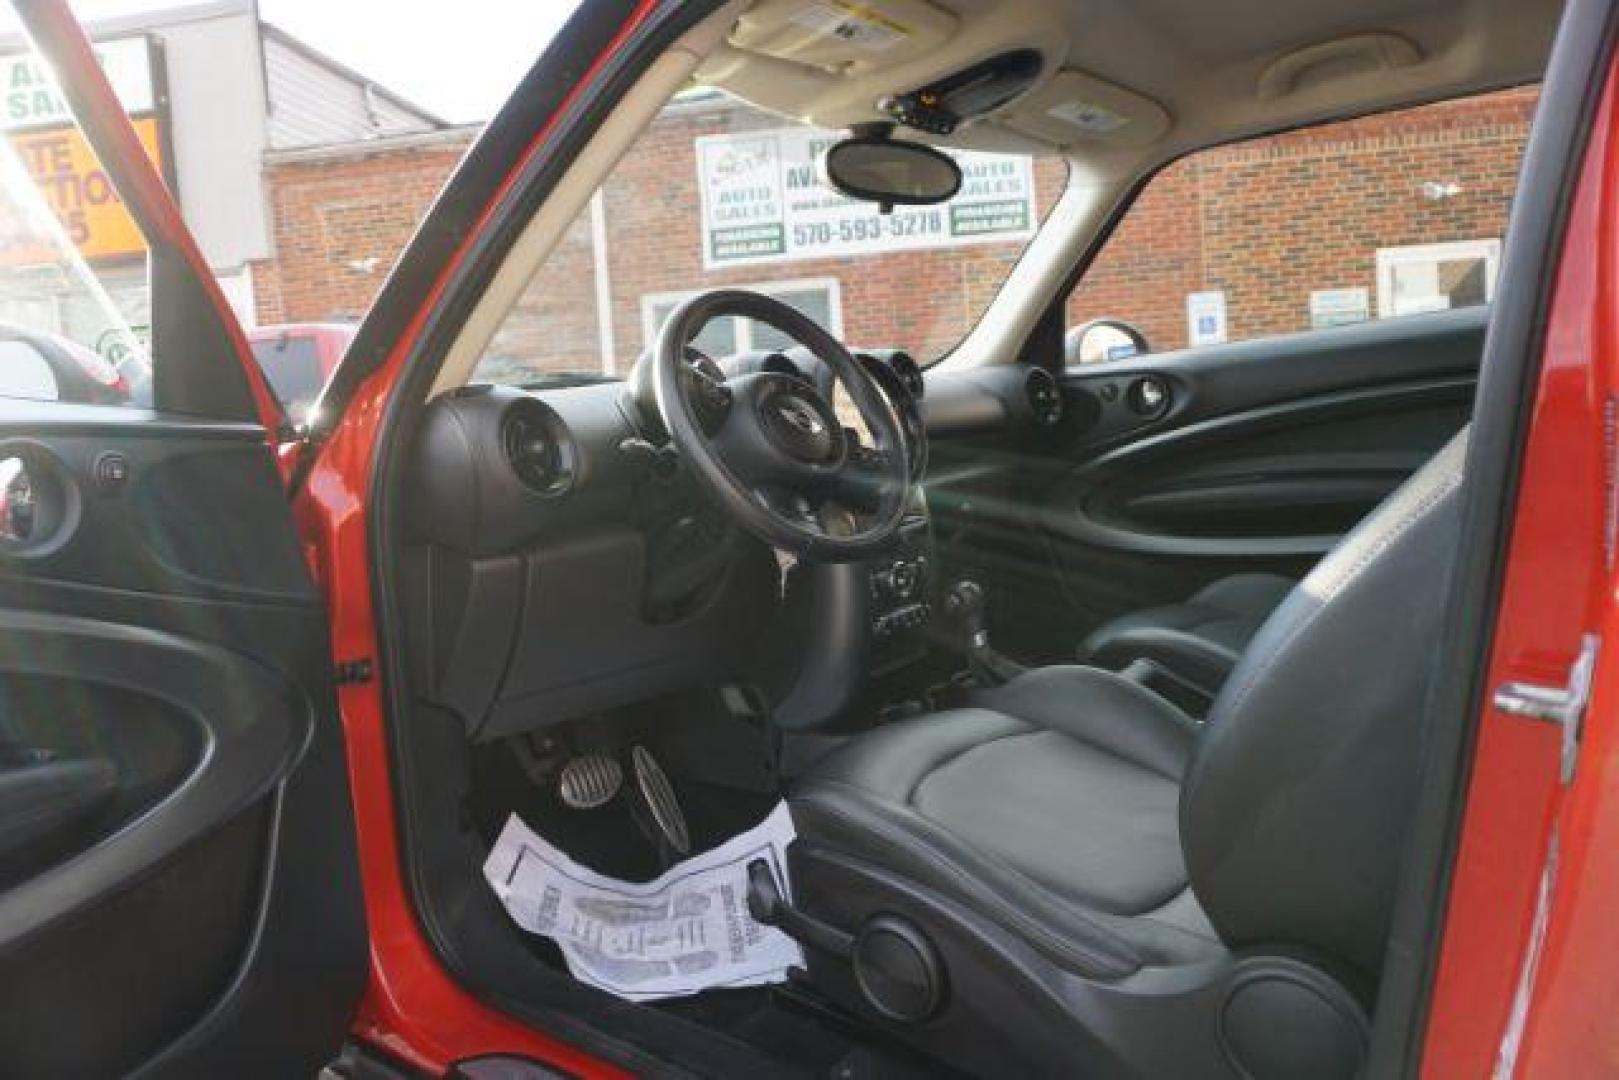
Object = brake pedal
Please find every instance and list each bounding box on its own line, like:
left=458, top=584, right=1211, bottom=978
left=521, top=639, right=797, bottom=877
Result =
left=556, top=754, right=623, bottom=810
left=631, top=745, right=691, bottom=855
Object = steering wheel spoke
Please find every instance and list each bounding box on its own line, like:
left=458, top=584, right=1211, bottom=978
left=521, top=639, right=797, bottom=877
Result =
left=681, top=358, right=733, bottom=434
left=751, top=483, right=814, bottom=525
left=825, top=446, right=902, bottom=512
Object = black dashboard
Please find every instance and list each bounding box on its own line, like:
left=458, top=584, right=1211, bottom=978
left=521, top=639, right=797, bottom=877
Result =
left=400, top=346, right=1064, bottom=739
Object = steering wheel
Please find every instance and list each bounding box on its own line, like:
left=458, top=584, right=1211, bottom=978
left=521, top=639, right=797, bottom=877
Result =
left=652, top=289, right=912, bottom=561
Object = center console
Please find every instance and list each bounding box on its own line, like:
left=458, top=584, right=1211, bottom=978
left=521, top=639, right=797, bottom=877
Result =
left=868, top=510, right=933, bottom=674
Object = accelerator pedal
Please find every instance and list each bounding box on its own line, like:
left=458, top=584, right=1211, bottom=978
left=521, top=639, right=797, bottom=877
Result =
left=631, top=745, right=691, bottom=856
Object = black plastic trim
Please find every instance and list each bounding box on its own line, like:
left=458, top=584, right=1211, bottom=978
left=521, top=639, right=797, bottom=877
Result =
left=1037, top=378, right=1475, bottom=559
left=0, top=609, right=308, bottom=950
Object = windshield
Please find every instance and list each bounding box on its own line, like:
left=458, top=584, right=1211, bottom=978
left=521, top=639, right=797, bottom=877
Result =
left=472, top=89, right=1067, bottom=387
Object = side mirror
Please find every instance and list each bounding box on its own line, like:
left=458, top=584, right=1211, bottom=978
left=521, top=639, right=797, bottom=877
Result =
left=1066, top=319, right=1150, bottom=364
left=818, top=136, right=962, bottom=209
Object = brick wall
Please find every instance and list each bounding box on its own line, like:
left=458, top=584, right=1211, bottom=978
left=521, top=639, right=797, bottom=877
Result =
left=253, top=134, right=471, bottom=326
left=258, top=86, right=1537, bottom=370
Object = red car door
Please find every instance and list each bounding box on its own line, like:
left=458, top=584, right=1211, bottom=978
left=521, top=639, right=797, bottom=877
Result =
left=0, top=2, right=364, bottom=1074
left=1418, top=4, right=1619, bottom=1074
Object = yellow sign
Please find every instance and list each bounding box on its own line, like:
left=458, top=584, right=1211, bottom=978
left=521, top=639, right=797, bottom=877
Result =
left=3, top=116, right=162, bottom=264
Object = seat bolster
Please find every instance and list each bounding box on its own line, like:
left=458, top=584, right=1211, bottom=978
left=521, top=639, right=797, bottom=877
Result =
left=1080, top=601, right=1210, bottom=658
left=1189, top=572, right=1297, bottom=615
left=970, top=666, right=1198, bottom=779
left=800, top=708, right=1030, bottom=801
left=790, top=781, right=1147, bottom=979
left=1080, top=573, right=1296, bottom=691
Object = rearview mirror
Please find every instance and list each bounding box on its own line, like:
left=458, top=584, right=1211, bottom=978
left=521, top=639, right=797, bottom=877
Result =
left=819, top=136, right=962, bottom=209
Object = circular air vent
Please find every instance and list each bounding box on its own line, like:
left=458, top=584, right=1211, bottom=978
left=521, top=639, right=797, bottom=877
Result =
left=1025, top=367, right=1063, bottom=427
left=499, top=400, right=575, bottom=496
left=887, top=351, right=924, bottom=399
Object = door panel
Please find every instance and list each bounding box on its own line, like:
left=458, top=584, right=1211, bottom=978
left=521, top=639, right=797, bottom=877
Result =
left=0, top=405, right=365, bottom=1076
left=0, top=4, right=365, bottom=1074
left=927, top=307, right=1483, bottom=662
left=1044, top=382, right=1473, bottom=560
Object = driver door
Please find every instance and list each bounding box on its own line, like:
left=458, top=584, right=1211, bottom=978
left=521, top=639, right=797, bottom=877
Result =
left=0, top=3, right=364, bottom=1074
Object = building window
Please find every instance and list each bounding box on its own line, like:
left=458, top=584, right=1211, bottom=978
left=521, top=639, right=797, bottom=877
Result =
left=640, top=278, right=843, bottom=356
left=1375, top=239, right=1501, bottom=318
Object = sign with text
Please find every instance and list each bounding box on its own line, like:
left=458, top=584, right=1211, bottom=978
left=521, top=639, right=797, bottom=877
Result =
left=0, top=117, right=162, bottom=265
left=1186, top=290, right=1228, bottom=346
left=0, top=36, right=154, bottom=132
left=695, top=128, right=1035, bottom=268
left=1309, top=287, right=1370, bottom=329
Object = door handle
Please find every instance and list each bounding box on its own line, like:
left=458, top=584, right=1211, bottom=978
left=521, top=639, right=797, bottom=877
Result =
left=1493, top=633, right=1599, bottom=784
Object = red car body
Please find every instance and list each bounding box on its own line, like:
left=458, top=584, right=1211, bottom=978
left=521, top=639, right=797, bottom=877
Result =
left=12, top=0, right=1619, bottom=1075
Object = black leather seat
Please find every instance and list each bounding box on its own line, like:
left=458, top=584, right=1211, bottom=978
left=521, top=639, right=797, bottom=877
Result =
left=788, top=429, right=1469, bottom=1078
left=1080, top=572, right=1295, bottom=700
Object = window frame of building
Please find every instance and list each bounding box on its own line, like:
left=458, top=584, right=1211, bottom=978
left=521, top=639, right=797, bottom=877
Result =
left=639, top=277, right=844, bottom=355
left=1374, top=238, right=1502, bottom=318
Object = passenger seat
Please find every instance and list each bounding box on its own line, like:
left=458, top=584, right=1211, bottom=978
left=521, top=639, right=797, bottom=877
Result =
left=1079, top=573, right=1294, bottom=711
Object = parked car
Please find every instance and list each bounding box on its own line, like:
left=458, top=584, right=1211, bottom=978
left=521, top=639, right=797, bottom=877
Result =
left=246, top=322, right=356, bottom=423
left=0, top=0, right=1613, bottom=1077
left=0, top=321, right=146, bottom=407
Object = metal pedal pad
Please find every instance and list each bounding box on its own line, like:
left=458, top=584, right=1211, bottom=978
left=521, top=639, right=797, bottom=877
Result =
left=556, top=753, right=623, bottom=810
left=631, top=745, right=691, bottom=855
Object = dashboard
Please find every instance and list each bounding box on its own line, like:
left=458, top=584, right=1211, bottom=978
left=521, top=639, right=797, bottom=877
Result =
left=401, top=344, right=1066, bottom=739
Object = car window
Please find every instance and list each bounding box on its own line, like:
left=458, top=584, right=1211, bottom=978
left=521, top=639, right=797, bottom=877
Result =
left=1064, top=86, right=1536, bottom=362
left=249, top=334, right=325, bottom=421
left=0, top=38, right=155, bottom=407
left=471, top=88, right=1067, bottom=387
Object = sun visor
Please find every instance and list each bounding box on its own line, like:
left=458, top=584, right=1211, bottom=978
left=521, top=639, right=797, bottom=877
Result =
left=999, top=69, right=1170, bottom=148
left=728, top=0, right=959, bottom=75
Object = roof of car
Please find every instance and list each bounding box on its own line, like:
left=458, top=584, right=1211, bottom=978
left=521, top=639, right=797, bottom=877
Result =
left=701, top=0, right=1563, bottom=173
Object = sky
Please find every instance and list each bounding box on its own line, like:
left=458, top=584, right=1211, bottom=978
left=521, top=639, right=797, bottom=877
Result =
left=255, top=0, right=581, bottom=123
left=30, top=0, right=584, bottom=122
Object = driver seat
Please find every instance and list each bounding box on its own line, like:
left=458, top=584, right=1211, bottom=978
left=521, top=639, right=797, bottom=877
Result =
left=785, top=428, right=1469, bottom=1078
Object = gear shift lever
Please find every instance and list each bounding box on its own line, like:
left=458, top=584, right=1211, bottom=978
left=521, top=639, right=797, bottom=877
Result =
left=943, top=580, right=1025, bottom=685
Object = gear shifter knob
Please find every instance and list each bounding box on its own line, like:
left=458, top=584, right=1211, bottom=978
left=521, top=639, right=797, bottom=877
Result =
left=943, top=579, right=1024, bottom=685
left=943, top=580, right=988, bottom=650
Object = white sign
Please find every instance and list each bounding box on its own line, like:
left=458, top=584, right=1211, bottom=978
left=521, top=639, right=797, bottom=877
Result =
left=695, top=128, right=1036, bottom=268
left=789, top=1, right=912, bottom=52
left=0, top=37, right=154, bottom=132
left=484, top=803, right=804, bottom=1001
left=1186, top=290, right=1228, bottom=346
left=1310, top=287, right=1370, bottom=330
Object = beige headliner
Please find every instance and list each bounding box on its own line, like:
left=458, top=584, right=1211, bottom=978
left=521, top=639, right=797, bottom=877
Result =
left=433, top=0, right=1563, bottom=393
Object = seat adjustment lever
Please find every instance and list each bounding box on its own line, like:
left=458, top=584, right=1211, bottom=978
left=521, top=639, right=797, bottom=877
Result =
left=746, top=858, right=853, bottom=959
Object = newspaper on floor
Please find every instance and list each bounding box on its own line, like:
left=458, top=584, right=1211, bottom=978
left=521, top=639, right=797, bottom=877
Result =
left=483, top=801, right=806, bottom=1001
